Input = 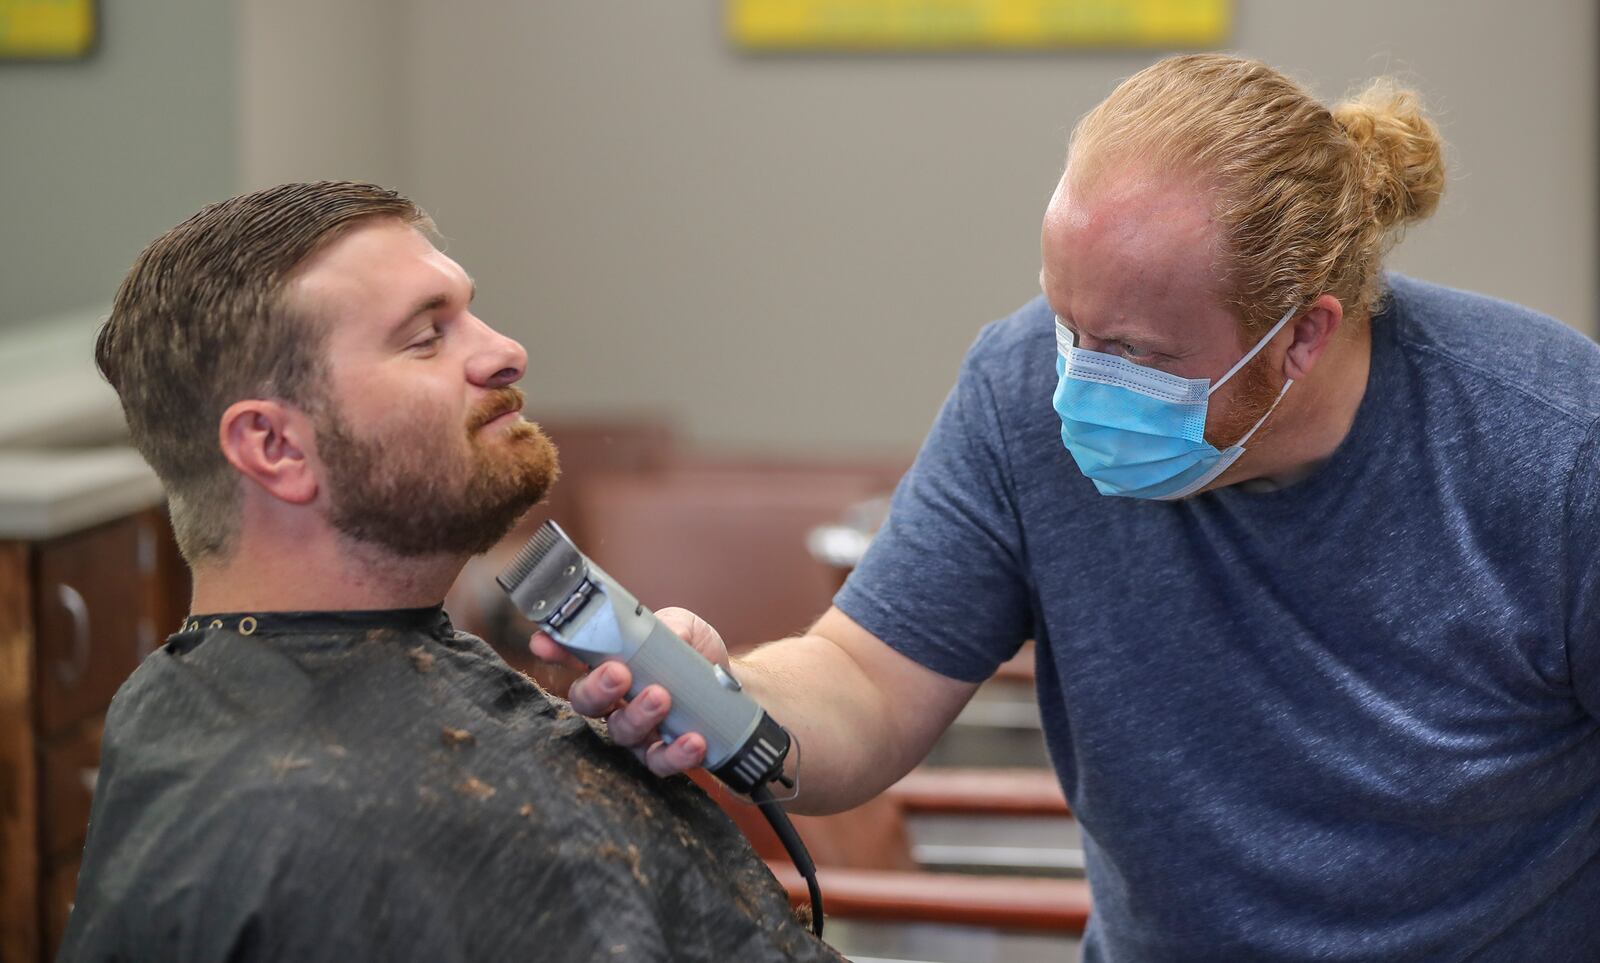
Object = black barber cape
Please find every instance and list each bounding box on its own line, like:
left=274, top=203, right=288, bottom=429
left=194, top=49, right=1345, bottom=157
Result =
left=59, top=607, right=839, bottom=963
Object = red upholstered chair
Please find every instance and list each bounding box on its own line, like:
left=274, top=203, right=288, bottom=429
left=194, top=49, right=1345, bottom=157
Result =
left=572, top=457, right=907, bottom=655
left=693, top=767, right=1090, bottom=935
left=532, top=418, right=677, bottom=548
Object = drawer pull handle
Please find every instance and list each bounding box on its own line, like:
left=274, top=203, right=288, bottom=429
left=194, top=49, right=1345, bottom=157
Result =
left=54, top=583, right=91, bottom=687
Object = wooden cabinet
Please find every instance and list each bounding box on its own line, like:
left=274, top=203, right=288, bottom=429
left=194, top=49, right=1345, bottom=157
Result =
left=0, top=508, right=189, bottom=963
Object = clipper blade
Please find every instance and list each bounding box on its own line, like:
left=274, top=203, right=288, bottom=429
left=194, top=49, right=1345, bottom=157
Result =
left=496, top=521, right=590, bottom=625
left=496, top=522, right=565, bottom=592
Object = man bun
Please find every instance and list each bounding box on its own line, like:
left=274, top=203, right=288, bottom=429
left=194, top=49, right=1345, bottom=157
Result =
left=1332, top=80, right=1447, bottom=232
left=1069, top=56, right=1448, bottom=327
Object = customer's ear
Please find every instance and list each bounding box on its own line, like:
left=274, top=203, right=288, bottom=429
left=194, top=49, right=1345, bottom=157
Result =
left=218, top=399, right=318, bottom=505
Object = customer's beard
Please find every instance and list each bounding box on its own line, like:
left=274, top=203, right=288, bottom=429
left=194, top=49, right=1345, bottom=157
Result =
left=316, top=389, right=560, bottom=558
left=1204, top=352, right=1286, bottom=451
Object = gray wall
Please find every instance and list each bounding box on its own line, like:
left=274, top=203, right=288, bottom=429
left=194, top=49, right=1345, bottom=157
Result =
left=0, top=0, right=237, bottom=328
left=396, top=1, right=1596, bottom=455
left=238, top=0, right=407, bottom=192
left=396, top=0, right=1587, bottom=457
left=9, top=2, right=1595, bottom=457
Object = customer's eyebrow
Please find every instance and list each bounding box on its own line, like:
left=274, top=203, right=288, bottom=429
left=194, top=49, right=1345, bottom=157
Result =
left=388, top=280, right=477, bottom=340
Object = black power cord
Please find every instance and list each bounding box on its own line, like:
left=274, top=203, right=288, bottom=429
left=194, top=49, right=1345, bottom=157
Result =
left=750, top=783, right=824, bottom=938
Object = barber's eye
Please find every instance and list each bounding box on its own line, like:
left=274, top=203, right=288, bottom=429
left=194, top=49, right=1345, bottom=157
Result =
left=1119, top=341, right=1151, bottom=360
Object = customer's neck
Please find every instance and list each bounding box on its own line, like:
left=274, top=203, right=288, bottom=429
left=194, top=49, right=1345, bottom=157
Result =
left=188, top=513, right=463, bottom=616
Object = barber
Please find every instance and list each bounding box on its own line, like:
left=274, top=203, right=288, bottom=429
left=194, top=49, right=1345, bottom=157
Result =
left=537, top=53, right=1600, bottom=960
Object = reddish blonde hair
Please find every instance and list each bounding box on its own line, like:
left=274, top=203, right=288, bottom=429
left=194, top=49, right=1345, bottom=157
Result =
left=1068, top=54, right=1446, bottom=333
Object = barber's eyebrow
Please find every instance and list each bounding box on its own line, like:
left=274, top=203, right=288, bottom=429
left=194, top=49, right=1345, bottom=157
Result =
left=1040, top=268, right=1187, bottom=354
left=1043, top=297, right=1187, bottom=356
left=1084, top=322, right=1188, bottom=357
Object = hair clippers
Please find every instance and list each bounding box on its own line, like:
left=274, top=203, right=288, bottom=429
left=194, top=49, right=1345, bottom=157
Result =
left=497, top=520, right=824, bottom=935
left=496, top=521, right=793, bottom=796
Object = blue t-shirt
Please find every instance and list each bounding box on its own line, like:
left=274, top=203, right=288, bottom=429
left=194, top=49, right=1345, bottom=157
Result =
left=836, top=275, right=1600, bottom=962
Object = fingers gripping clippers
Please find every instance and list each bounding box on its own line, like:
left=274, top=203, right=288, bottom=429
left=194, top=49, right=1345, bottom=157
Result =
left=497, top=521, right=792, bottom=793
left=497, top=521, right=824, bottom=935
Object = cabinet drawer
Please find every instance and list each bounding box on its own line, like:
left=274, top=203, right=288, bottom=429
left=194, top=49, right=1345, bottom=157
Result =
left=33, top=516, right=162, bottom=736
left=40, top=722, right=102, bottom=863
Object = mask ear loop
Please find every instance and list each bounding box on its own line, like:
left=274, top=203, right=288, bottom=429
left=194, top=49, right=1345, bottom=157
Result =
left=1232, top=378, right=1295, bottom=448
left=1214, top=304, right=1302, bottom=448
left=1206, top=304, right=1300, bottom=397
left=1158, top=353, right=1297, bottom=501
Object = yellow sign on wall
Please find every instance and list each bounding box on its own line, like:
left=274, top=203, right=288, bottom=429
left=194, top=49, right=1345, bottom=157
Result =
left=0, top=0, right=96, bottom=59
left=729, top=0, right=1228, bottom=50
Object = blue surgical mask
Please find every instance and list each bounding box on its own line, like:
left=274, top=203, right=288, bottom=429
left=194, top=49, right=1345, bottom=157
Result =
left=1052, top=306, right=1297, bottom=500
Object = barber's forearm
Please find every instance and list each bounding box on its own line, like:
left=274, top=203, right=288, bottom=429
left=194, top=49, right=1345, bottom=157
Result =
left=731, top=634, right=921, bottom=815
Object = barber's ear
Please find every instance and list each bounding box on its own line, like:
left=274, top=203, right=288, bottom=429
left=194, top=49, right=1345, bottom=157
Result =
left=1283, top=294, right=1344, bottom=381
left=218, top=399, right=319, bottom=505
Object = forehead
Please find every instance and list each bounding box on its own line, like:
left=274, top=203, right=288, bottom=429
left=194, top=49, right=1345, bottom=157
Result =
left=1041, top=169, right=1225, bottom=311
left=288, top=220, right=467, bottom=336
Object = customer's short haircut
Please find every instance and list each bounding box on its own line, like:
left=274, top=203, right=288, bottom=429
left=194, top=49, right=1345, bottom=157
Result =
left=96, top=181, right=432, bottom=564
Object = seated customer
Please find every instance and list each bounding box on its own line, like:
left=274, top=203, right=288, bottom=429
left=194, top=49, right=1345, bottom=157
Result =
left=60, top=182, right=837, bottom=963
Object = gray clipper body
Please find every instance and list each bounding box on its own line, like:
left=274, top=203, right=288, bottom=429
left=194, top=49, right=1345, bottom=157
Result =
left=497, top=521, right=790, bottom=795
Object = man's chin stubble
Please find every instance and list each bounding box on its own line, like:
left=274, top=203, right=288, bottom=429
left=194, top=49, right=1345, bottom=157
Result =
left=322, top=419, right=560, bottom=560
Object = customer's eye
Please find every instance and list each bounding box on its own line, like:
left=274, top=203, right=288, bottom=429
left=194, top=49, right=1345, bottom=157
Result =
left=408, top=329, right=442, bottom=351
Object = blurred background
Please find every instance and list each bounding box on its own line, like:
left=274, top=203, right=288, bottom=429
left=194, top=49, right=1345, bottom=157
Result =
left=2, top=3, right=1595, bottom=962
left=2, top=0, right=1594, bottom=455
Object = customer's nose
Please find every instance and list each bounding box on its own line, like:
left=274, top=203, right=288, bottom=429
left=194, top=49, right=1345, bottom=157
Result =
left=466, top=316, right=527, bottom=388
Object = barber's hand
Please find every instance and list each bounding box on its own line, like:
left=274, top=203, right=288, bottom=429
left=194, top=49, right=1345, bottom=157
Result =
left=529, top=606, right=731, bottom=778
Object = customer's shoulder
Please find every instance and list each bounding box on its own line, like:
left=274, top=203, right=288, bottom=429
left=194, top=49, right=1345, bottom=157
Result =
left=1385, top=273, right=1600, bottom=425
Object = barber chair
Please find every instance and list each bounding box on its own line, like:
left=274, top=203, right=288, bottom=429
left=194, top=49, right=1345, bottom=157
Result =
left=694, top=767, right=1088, bottom=962
left=572, top=457, right=908, bottom=655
